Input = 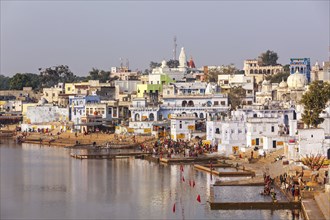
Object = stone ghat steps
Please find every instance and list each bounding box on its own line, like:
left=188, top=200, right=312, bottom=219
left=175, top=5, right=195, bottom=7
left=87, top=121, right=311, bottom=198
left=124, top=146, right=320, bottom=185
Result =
left=315, top=193, right=330, bottom=220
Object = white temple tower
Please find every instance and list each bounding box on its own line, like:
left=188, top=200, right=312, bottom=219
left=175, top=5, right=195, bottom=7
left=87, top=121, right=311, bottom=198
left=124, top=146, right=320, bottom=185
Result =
left=178, top=47, right=187, bottom=71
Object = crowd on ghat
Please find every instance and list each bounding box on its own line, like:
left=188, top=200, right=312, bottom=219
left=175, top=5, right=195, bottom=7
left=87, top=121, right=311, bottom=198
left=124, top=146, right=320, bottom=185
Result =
left=139, top=138, right=217, bottom=158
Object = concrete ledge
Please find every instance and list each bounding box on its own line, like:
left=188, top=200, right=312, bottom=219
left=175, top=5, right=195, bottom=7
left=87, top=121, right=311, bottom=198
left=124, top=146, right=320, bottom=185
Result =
left=160, top=157, right=218, bottom=164
left=210, top=201, right=301, bottom=210
left=213, top=182, right=264, bottom=186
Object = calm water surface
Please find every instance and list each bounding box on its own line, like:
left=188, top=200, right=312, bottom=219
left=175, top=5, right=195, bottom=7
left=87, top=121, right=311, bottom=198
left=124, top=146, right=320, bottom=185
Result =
left=0, top=139, right=301, bottom=219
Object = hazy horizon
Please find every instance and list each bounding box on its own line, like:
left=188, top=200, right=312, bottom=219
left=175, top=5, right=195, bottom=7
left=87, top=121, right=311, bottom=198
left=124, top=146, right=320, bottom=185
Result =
left=1, top=1, right=329, bottom=77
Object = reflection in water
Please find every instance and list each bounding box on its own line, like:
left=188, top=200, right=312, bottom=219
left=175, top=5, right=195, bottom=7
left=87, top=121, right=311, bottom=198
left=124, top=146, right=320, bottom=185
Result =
left=0, top=141, right=301, bottom=219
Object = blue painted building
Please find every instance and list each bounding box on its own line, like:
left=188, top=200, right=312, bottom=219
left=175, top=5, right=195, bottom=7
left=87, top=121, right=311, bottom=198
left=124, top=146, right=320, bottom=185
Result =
left=69, top=95, right=100, bottom=129
left=289, top=58, right=311, bottom=83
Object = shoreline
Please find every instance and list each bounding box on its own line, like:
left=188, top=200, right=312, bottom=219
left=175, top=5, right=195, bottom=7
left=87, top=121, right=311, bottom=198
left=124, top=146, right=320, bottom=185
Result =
left=2, top=129, right=328, bottom=219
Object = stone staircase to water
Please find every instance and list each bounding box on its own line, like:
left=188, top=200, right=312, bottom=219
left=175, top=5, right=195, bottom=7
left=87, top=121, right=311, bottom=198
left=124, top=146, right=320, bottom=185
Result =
left=315, top=192, right=330, bottom=220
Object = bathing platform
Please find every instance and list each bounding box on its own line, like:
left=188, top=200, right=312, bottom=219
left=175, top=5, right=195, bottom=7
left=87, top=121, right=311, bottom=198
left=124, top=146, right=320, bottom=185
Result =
left=70, top=152, right=152, bottom=159
left=209, top=201, right=301, bottom=210
left=159, top=157, right=219, bottom=164
left=194, top=164, right=255, bottom=177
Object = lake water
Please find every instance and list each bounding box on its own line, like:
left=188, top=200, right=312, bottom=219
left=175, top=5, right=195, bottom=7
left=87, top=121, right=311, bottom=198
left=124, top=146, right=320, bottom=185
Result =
left=0, top=139, right=301, bottom=219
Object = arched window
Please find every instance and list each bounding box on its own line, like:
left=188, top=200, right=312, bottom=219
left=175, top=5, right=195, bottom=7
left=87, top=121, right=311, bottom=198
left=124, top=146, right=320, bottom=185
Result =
left=215, top=128, right=220, bottom=134
left=199, top=113, right=204, bottom=118
left=182, top=100, right=187, bottom=107
left=194, top=112, right=198, bottom=118
left=253, top=113, right=257, bottom=118
left=250, top=69, right=253, bottom=74
left=254, top=69, right=258, bottom=74
left=259, top=69, right=262, bottom=74
left=149, top=113, right=155, bottom=121
left=263, top=69, right=266, bottom=74
left=207, top=101, right=212, bottom=107
left=188, top=100, right=194, bottom=107
left=267, top=69, right=271, bottom=74
left=134, top=113, right=140, bottom=121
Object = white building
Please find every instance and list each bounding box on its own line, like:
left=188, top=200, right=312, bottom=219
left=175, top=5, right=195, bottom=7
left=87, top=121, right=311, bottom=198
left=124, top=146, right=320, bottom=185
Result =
left=128, top=98, right=159, bottom=135
left=206, top=120, right=246, bottom=156
left=25, top=104, right=69, bottom=124
left=170, top=113, right=197, bottom=141
left=217, top=73, right=254, bottom=103
left=297, top=128, right=329, bottom=159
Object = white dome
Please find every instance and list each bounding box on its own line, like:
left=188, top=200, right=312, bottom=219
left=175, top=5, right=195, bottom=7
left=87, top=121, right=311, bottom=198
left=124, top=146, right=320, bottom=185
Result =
left=279, top=79, right=288, bottom=88
left=287, top=70, right=306, bottom=89
left=161, top=60, right=167, bottom=68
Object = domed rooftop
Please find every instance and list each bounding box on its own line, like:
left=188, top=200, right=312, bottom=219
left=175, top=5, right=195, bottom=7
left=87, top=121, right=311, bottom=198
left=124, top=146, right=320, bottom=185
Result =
left=287, top=70, right=307, bottom=89
left=279, top=78, right=288, bottom=88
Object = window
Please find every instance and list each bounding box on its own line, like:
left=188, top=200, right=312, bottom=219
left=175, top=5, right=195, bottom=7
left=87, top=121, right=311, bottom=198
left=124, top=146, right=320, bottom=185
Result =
left=271, top=126, right=274, bottom=132
left=221, top=101, right=225, bottom=105
left=167, top=90, right=170, bottom=95
left=179, top=121, right=182, bottom=129
left=215, top=128, right=220, bottom=134
left=214, top=101, right=219, bottom=106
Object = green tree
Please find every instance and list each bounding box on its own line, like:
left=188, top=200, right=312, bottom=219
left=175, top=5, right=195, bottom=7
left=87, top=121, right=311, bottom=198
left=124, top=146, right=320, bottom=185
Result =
left=265, top=71, right=290, bottom=83
left=9, top=73, right=41, bottom=90
left=207, top=64, right=240, bottom=83
left=228, top=86, right=246, bottom=110
left=300, top=81, right=330, bottom=128
left=0, top=74, right=10, bottom=90
left=258, top=50, right=278, bottom=66
left=39, top=65, right=76, bottom=88
left=167, top=59, right=179, bottom=68
left=87, top=68, right=111, bottom=83
left=149, top=61, right=161, bottom=71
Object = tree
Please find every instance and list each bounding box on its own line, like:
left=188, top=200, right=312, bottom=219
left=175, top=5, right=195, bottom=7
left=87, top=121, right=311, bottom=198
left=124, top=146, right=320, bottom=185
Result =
left=258, top=50, right=278, bottom=66
left=300, top=81, right=330, bottom=128
left=265, top=71, right=290, bottom=83
left=149, top=61, right=161, bottom=71
left=87, top=68, right=111, bottom=83
left=207, top=64, right=240, bottom=83
left=228, top=86, right=246, bottom=110
left=39, top=65, right=76, bottom=88
left=167, top=59, right=179, bottom=68
left=9, top=73, right=41, bottom=90
left=0, top=75, right=10, bottom=90
left=301, top=154, right=326, bottom=171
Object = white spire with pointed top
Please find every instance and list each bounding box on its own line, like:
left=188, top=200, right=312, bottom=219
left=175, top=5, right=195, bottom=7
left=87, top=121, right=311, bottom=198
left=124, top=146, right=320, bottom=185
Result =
left=178, top=47, right=187, bottom=69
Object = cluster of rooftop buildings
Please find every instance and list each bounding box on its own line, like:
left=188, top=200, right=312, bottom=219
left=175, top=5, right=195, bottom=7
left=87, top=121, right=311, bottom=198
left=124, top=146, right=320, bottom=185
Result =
left=1, top=47, right=329, bottom=161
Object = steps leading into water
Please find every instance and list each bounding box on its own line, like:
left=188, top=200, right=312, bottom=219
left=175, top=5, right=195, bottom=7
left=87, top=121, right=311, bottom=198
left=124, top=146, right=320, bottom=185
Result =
left=315, top=192, right=330, bottom=220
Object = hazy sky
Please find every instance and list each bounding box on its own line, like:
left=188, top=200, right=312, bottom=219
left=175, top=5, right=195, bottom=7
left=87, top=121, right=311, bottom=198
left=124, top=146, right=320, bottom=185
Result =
left=1, top=1, right=329, bottom=76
